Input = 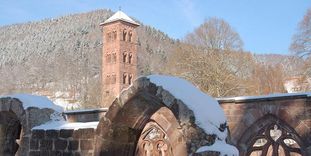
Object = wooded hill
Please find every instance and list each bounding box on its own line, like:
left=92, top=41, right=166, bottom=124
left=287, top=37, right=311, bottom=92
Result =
left=0, top=9, right=307, bottom=108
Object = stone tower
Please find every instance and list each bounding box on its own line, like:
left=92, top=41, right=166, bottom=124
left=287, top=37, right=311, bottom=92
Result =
left=100, top=11, right=139, bottom=107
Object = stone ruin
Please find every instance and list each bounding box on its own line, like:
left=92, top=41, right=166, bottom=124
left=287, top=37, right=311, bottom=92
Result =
left=0, top=76, right=237, bottom=156
left=0, top=76, right=310, bottom=156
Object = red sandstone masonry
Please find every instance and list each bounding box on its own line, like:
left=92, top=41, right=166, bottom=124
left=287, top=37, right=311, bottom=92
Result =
left=28, top=128, right=96, bottom=156
left=101, top=19, right=139, bottom=107
left=218, top=94, right=311, bottom=155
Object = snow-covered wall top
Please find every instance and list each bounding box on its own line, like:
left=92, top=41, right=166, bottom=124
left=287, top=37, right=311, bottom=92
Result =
left=3, top=94, right=63, bottom=112
left=217, top=92, right=311, bottom=102
left=147, top=75, right=238, bottom=155
left=32, top=121, right=99, bottom=130
left=148, top=75, right=227, bottom=139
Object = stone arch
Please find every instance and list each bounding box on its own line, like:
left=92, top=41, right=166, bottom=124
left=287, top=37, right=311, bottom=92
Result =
left=238, top=114, right=307, bottom=156
left=95, top=91, right=186, bottom=156
left=95, top=77, right=210, bottom=156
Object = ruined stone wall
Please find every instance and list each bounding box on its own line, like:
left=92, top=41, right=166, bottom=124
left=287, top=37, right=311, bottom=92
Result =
left=28, top=128, right=96, bottom=156
left=219, top=94, right=311, bottom=155
left=0, top=97, right=58, bottom=156
left=95, top=77, right=224, bottom=156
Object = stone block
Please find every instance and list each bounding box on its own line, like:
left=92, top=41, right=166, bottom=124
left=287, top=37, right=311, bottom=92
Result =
left=105, top=100, right=121, bottom=120
left=161, top=90, right=176, bottom=107
left=0, top=97, right=12, bottom=111
left=10, top=99, right=25, bottom=117
left=80, top=151, right=93, bottom=156
left=39, top=150, right=51, bottom=155
left=68, top=140, right=79, bottom=151
left=29, top=151, right=41, bottom=156
left=54, top=139, right=68, bottom=150
left=46, top=130, right=59, bottom=139
left=63, top=151, right=74, bottom=156
left=30, top=139, right=39, bottom=150
left=32, top=129, right=45, bottom=139
left=50, top=151, right=62, bottom=156
left=80, top=139, right=94, bottom=150
left=74, top=152, right=81, bottom=156
left=27, top=107, right=54, bottom=129
left=119, top=85, right=137, bottom=106
left=136, top=77, right=150, bottom=90
left=60, top=129, right=73, bottom=138
left=147, top=82, right=158, bottom=95
left=40, top=139, right=53, bottom=150
left=74, top=128, right=94, bottom=139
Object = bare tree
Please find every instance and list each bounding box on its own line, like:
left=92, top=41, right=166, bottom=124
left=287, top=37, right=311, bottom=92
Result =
left=167, top=18, right=253, bottom=97
left=250, top=63, right=286, bottom=94
left=290, top=8, right=311, bottom=81
left=290, top=8, right=311, bottom=57
left=168, top=42, right=254, bottom=97
left=185, top=17, right=243, bottom=51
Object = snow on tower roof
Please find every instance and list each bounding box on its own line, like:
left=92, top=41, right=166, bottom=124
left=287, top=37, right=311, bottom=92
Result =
left=100, top=10, right=140, bottom=26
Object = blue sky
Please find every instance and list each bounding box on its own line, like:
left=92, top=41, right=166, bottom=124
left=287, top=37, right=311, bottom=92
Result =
left=0, top=0, right=310, bottom=54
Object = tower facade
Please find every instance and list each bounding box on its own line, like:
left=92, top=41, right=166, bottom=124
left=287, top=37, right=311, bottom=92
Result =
left=100, top=11, right=139, bottom=107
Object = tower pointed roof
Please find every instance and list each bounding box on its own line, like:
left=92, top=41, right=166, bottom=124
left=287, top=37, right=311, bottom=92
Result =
left=100, top=11, right=140, bottom=26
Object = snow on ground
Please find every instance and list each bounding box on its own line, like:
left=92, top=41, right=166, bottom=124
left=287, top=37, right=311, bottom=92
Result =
left=53, top=98, right=81, bottom=111
left=148, top=75, right=238, bottom=155
left=2, top=93, right=63, bottom=112
left=148, top=75, right=227, bottom=139
left=196, top=140, right=239, bottom=156
left=32, top=120, right=99, bottom=130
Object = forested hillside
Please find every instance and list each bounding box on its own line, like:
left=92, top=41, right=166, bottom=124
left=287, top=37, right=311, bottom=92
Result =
left=0, top=9, right=309, bottom=109
left=0, top=9, right=175, bottom=108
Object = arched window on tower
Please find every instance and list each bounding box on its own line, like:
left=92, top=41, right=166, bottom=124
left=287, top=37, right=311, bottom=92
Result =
left=112, top=53, right=117, bottom=63
left=128, top=53, right=132, bottom=64
left=111, top=73, right=116, bottom=84
left=123, top=52, right=127, bottom=63
left=113, top=31, right=117, bottom=40
left=128, top=31, right=132, bottom=42
left=106, top=75, right=110, bottom=84
left=128, top=74, right=133, bottom=85
left=106, top=33, right=109, bottom=42
left=106, top=54, right=111, bottom=63
left=123, top=29, right=127, bottom=41
left=123, top=73, right=127, bottom=84
left=107, top=32, right=112, bottom=42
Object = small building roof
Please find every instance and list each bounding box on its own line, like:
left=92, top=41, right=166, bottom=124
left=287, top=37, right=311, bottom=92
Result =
left=100, top=11, right=140, bottom=26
